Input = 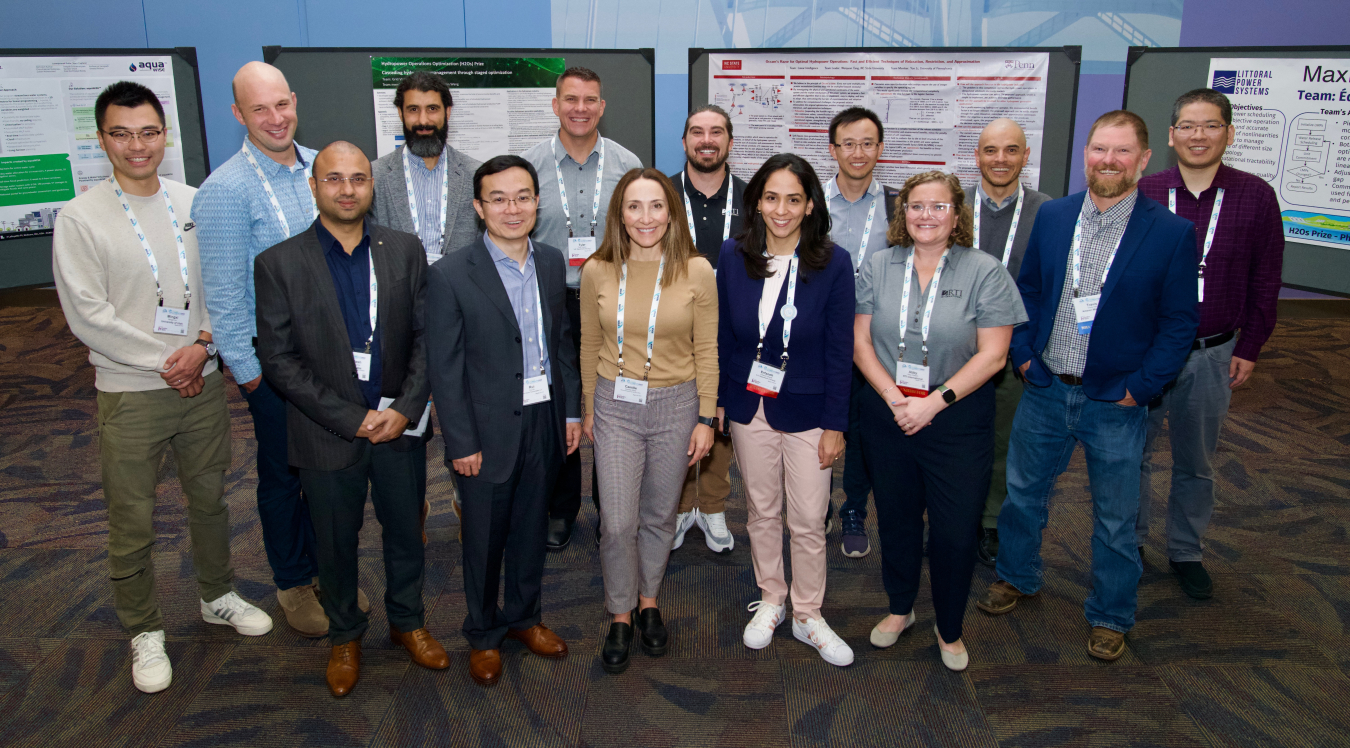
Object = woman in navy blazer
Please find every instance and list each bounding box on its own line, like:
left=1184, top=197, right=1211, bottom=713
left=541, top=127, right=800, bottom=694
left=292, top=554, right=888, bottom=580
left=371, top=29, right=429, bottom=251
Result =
left=717, top=153, right=855, bottom=666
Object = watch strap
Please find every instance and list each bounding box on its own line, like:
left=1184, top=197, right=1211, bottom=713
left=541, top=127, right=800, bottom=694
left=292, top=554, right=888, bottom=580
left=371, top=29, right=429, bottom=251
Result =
left=938, top=384, right=956, bottom=404
left=697, top=415, right=716, bottom=427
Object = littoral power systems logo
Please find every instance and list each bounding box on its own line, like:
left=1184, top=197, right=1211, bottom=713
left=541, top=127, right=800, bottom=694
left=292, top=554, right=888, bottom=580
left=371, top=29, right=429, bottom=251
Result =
left=722, top=60, right=742, bottom=71
left=1212, top=70, right=1237, bottom=93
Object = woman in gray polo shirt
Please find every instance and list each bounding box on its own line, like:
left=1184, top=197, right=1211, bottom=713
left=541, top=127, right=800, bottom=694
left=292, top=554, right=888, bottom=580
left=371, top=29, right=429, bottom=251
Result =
left=853, top=171, right=1027, bottom=671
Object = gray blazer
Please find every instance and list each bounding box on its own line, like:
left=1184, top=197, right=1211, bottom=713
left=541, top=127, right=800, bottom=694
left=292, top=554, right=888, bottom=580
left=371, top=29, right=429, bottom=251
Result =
left=370, top=145, right=481, bottom=255
left=255, top=222, right=430, bottom=472
left=425, top=238, right=580, bottom=485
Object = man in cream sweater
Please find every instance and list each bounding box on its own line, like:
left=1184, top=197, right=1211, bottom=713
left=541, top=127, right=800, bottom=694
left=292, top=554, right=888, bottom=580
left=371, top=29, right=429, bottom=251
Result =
left=53, top=81, right=273, bottom=694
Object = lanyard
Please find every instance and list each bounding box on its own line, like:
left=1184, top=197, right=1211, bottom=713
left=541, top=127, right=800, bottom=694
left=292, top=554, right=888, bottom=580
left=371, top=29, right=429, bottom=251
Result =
left=826, top=176, right=878, bottom=272
left=242, top=140, right=316, bottom=240
left=680, top=170, right=733, bottom=245
left=897, top=248, right=948, bottom=367
left=554, top=135, right=605, bottom=238
left=530, top=273, right=546, bottom=375
left=402, top=145, right=449, bottom=250
left=1169, top=187, right=1224, bottom=278
left=616, top=256, right=665, bottom=380
left=974, top=183, right=1024, bottom=268
left=756, top=252, right=799, bottom=368
left=111, top=176, right=190, bottom=309
left=1070, top=209, right=1125, bottom=297
left=363, top=246, right=378, bottom=353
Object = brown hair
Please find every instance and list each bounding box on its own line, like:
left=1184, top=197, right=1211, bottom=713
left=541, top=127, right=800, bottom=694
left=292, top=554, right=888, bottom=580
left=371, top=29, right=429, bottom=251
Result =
left=885, top=171, right=974, bottom=249
left=556, top=66, right=602, bottom=94
left=1087, top=110, right=1149, bottom=150
left=586, top=168, right=699, bottom=287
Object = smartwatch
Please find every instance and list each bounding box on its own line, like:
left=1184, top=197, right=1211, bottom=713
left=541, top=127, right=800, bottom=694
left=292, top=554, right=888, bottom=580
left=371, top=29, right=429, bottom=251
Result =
left=194, top=338, right=217, bottom=358
left=936, top=384, right=956, bottom=405
left=697, top=415, right=716, bottom=428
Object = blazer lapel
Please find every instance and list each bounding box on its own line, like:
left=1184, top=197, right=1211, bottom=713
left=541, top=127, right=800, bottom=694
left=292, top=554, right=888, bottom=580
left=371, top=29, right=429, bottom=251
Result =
left=298, top=228, right=352, bottom=351
left=389, top=152, right=414, bottom=234
left=370, top=227, right=396, bottom=363
left=466, top=239, right=522, bottom=334
left=1098, top=196, right=1155, bottom=310
left=1046, top=195, right=1083, bottom=317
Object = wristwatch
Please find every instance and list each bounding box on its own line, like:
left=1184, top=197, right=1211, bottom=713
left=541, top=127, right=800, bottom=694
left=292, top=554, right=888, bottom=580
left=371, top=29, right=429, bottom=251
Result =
left=936, top=384, right=956, bottom=404
left=194, top=338, right=217, bottom=358
left=697, top=416, right=716, bottom=428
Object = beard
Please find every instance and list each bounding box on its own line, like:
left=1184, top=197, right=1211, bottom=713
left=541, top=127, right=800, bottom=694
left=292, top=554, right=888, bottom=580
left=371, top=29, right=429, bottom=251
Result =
left=404, top=122, right=448, bottom=158
left=1085, top=164, right=1140, bottom=199
left=687, top=145, right=729, bottom=174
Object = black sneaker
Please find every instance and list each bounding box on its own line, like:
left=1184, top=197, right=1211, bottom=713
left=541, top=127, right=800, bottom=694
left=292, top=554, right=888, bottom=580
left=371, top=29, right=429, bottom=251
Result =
left=634, top=607, right=668, bottom=656
left=601, top=622, right=632, bottom=674
left=1169, top=560, right=1213, bottom=600
left=977, top=527, right=998, bottom=567
left=839, top=509, right=870, bottom=558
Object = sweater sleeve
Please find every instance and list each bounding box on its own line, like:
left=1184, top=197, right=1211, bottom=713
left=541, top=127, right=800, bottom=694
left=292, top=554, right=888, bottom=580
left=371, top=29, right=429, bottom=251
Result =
left=690, top=259, right=720, bottom=418
left=579, top=263, right=602, bottom=416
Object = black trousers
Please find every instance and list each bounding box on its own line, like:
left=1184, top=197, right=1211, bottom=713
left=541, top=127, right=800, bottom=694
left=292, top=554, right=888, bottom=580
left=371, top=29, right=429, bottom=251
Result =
left=861, top=381, right=994, bottom=645
left=300, top=439, right=427, bottom=645
left=457, top=399, right=561, bottom=649
left=549, top=289, right=600, bottom=523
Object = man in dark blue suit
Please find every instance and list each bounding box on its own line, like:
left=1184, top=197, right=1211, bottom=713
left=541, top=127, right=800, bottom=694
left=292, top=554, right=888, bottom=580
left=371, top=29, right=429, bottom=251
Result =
left=975, top=111, right=1199, bottom=662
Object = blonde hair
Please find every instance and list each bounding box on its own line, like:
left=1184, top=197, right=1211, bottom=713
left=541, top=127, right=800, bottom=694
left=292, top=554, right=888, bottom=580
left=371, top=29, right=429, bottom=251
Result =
left=585, top=168, right=699, bottom=286
left=885, top=171, right=975, bottom=249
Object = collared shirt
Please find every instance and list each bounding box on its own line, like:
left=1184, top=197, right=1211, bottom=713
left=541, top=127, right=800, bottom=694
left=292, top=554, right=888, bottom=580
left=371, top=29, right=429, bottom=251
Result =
left=193, top=139, right=317, bottom=384
left=974, top=182, right=1028, bottom=279
left=827, top=177, right=891, bottom=271
left=1043, top=190, right=1139, bottom=378
left=1138, top=164, right=1284, bottom=361
left=316, top=219, right=382, bottom=409
left=484, top=231, right=553, bottom=385
left=521, top=134, right=644, bottom=288
left=977, top=182, right=1018, bottom=212
left=403, top=145, right=448, bottom=256
left=670, top=166, right=745, bottom=268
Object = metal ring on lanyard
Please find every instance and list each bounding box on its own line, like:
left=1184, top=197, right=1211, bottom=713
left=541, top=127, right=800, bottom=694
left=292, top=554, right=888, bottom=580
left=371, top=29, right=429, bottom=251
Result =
left=1070, top=208, right=1124, bottom=298
left=756, top=252, right=799, bottom=369
left=554, top=135, right=605, bottom=238
left=973, top=183, right=1024, bottom=268
left=897, top=247, right=948, bottom=368
left=826, top=176, right=878, bottom=273
left=1169, top=187, right=1224, bottom=279
left=242, top=140, right=317, bottom=240
left=403, top=145, right=449, bottom=249
left=112, top=176, right=190, bottom=309
left=616, top=256, right=665, bottom=380
left=680, top=170, right=733, bottom=245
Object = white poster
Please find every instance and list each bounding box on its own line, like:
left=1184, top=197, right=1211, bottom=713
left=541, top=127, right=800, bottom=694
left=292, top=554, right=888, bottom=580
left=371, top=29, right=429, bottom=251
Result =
left=0, top=55, right=185, bottom=240
left=1209, top=58, right=1350, bottom=250
left=707, top=52, right=1049, bottom=189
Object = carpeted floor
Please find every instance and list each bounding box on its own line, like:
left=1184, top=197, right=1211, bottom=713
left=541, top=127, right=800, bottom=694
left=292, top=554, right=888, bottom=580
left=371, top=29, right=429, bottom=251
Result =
left=0, top=303, right=1348, bottom=748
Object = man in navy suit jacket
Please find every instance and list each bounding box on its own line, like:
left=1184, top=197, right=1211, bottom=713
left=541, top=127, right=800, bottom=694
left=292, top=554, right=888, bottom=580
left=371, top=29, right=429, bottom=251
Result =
left=975, top=111, right=1199, bottom=663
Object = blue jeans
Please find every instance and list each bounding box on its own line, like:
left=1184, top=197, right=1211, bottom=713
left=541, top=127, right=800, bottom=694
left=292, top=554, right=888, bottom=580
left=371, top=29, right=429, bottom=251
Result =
left=241, top=377, right=319, bottom=590
left=996, top=377, right=1146, bottom=633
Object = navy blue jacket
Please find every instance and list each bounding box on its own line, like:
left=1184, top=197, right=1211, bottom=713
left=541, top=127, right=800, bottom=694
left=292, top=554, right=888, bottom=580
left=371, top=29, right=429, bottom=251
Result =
left=1012, top=191, right=1199, bottom=403
left=717, top=239, right=855, bottom=433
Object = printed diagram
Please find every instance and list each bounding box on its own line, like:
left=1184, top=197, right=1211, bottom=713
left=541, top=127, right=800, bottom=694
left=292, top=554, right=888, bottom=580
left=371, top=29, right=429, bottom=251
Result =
left=717, top=82, right=786, bottom=118
left=1285, top=115, right=1331, bottom=195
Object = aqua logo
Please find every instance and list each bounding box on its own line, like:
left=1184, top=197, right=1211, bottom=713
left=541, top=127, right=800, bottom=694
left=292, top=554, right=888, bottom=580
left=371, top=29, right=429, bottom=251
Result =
left=129, top=64, right=137, bottom=72
left=1212, top=70, right=1237, bottom=93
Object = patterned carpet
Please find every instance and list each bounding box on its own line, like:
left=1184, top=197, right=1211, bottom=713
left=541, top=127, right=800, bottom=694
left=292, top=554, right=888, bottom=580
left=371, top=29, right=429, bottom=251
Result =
left=1, top=303, right=1348, bottom=748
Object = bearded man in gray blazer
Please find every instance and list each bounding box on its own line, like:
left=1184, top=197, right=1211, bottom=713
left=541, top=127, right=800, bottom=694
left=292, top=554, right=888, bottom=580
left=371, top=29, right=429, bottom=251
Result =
left=370, top=71, right=480, bottom=263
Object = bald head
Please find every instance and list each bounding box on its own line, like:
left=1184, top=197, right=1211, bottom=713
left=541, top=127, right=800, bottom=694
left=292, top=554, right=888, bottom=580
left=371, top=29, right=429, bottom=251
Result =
left=977, top=118, right=1027, bottom=150
left=232, top=61, right=289, bottom=106
left=312, top=141, right=370, bottom=175
left=231, top=62, right=299, bottom=158
left=974, top=118, right=1029, bottom=193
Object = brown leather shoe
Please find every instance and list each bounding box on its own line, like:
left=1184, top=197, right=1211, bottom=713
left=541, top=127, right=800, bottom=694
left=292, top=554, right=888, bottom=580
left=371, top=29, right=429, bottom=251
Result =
left=506, top=624, right=569, bottom=658
left=469, top=648, right=501, bottom=686
left=1087, top=627, right=1127, bottom=661
left=326, top=641, right=361, bottom=697
left=975, top=580, right=1035, bottom=615
left=390, top=625, right=450, bottom=670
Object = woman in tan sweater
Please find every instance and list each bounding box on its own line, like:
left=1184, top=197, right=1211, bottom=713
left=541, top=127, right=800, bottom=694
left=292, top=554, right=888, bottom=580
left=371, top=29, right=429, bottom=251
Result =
left=580, top=168, right=718, bottom=674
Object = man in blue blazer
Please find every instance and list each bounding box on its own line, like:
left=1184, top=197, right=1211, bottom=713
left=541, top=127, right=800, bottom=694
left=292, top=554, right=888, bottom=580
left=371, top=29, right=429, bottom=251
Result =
left=975, top=111, right=1199, bottom=662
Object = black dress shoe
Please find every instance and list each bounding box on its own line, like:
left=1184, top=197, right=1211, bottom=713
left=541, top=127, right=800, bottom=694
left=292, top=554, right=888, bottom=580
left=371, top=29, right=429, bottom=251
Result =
left=601, top=622, right=632, bottom=674
left=633, top=607, right=668, bottom=656
left=977, top=527, right=999, bottom=567
left=1169, top=559, right=1214, bottom=600
left=546, top=518, right=573, bottom=551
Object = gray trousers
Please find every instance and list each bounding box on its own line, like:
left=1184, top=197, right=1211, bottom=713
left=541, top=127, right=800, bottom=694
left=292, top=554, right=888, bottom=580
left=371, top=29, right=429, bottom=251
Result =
left=1137, top=336, right=1236, bottom=562
left=593, top=377, right=700, bottom=614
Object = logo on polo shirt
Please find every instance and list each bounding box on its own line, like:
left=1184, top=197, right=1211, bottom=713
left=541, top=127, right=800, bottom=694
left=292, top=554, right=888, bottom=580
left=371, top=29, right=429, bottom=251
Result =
left=941, top=290, right=963, bottom=298
left=722, top=60, right=742, bottom=71
left=1211, top=71, right=1237, bottom=93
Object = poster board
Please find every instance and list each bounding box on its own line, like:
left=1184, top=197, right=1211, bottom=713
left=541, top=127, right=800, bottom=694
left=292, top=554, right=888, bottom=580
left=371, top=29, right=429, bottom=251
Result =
left=1124, top=45, right=1350, bottom=296
left=0, top=48, right=209, bottom=289
left=688, top=46, right=1081, bottom=199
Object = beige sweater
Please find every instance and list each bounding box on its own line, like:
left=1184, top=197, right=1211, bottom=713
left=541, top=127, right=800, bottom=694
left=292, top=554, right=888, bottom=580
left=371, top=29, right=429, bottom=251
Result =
left=53, top=178, right=216, bottom=393
left=580, top=256, right=719, bottom=418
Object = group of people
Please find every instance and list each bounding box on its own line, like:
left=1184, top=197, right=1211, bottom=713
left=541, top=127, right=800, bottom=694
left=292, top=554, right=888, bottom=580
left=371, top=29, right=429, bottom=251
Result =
left=52, top=59, right=1284, bottom=697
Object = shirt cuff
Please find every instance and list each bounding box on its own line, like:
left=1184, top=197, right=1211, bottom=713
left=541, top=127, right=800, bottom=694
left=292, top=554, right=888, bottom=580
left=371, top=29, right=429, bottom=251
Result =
left=566, top=417, right=582, bottom=424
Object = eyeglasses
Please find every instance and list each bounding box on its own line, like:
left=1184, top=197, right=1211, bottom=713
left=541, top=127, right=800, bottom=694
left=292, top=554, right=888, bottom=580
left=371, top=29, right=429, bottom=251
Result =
left=316, top=176, right=370, bottom=186
left=1172, top=123, right=1227, bottom=134
left=101, top=128, right=167, bottom=145
left=834, top=140, right=879, bottom=154
left=903, top=202, right=953, bottom=215
left=480, top=196, right=538, bottom=208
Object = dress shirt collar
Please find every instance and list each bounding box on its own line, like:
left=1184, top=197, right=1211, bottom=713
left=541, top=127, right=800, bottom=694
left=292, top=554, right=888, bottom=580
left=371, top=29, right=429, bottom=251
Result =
left=829, top=175, right=881, bottom=205
left=315, top=218, right=371, bottom=260
left=244, top=136, right=308, bottom=175
left=976, top=182, right=1019, bottom=211
left=403, top=144, right=446, bottom=173
left=1157, top=163, right=1235, bottom=197
left=550, top=131, right=602, bottom=165
left=483, top=231, right=535, bottom=271
left=1081, top=188, right=1138, bottom=226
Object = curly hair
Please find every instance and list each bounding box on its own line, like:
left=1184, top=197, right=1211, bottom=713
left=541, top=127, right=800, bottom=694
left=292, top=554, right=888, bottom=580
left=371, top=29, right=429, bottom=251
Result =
left=884, top=171, right=974, bottom=249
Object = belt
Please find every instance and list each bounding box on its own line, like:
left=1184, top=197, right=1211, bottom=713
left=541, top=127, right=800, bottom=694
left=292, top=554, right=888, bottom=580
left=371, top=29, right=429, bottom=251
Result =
left=567, top=287, right=582, bottom=299
left=1192, top=331, right=1235, bottom=350
left=1057, top=373, right=1083, bottom=386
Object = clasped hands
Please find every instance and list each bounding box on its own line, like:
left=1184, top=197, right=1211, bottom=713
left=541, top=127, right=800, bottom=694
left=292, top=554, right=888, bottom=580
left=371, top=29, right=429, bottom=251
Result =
left=885, top=389, right=945, bottom=436
left=159, top=344, right=209, bottom=398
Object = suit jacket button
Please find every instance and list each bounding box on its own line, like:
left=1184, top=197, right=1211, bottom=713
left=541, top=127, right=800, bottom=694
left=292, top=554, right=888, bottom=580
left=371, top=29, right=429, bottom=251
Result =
left=515, top=336, right=522, bottom=343
left=514, top=410, right=521, bottom=416
left=516, top=373, right=523, bottom=380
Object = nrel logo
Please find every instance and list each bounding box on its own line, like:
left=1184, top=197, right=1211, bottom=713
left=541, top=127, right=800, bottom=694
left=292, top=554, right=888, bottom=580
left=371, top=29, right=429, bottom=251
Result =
left=1211, top=71, right=1237, bottom=94
left=722, top=60, right=742, bottom=71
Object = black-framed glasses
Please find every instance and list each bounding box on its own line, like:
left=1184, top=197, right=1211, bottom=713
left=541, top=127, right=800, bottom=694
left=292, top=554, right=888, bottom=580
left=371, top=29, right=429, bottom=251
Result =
left=834, top=140, right=879, bottom=153
left=479, top=196, right=538, bottom=208
left=101, top=128, right=167, bottom=145
left=1172, top=123, right=1227, bottom=134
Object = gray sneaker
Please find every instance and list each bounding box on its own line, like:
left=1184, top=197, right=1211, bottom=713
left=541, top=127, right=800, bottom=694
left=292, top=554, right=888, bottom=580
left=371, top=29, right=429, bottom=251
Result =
left=839, top=509, right=870, bottom=558
left=696, top=510, right=734, bottom=553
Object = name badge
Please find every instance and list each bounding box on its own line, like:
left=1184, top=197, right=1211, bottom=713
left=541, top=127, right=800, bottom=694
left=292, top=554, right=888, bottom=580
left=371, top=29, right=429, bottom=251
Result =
left=613, top=375, right=649, bottom=404
left=353, top=350, right=372, bottom=381
left=523, top=375, right=551, bottom=405
left=1072, top=294, right=1100, bottom=335
left=896, top=361, right=930, bottom=398
left=1197, top=276, right=1205, bottom=303
left=153, top=306, right=189, bottom=336
left=568, top=237, right=597, bottom=267
left=378, top=397, right=432, bottom=437
left=746, top=361, right=785, bottom=398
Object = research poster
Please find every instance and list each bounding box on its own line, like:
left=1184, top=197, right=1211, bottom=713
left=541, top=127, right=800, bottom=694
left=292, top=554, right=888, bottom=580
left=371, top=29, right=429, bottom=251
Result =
left=1209, top=58, right=1350, bottom=249
left=371, top=57, right=564, bottom=161
left=0, top=55, right=185, bottom=240
left=707, top=51, right=1049, bottom=189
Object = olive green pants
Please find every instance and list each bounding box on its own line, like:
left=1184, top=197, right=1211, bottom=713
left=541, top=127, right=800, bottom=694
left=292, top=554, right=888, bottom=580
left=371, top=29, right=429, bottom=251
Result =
left=983, top=361, right=1025, bottom=529
left=96, top=370, right=234, bottom=635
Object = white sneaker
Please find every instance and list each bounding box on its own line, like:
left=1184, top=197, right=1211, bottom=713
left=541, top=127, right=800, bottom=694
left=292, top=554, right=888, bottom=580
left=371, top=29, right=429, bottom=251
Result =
left=201, top=591, right=274, bottom=636
left=792, top=616, right=854, bottom=666
left=672, top=509, right=698, bottom=550
left=742, top=600, right=786, bottom=649
left=696, top=510, right=734, bottom=553
left=130, top=630, right=172, bottom=693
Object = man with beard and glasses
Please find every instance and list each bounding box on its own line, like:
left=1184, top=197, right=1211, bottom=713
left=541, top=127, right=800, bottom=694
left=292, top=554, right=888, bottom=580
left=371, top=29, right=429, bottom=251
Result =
left=667, top=105, right=745, bottom=555
left=976, top=110, right=1198, bottom=663
left=371, top=71, right=481, bottom=263
left=1135, top=89, right=1283, bottom=600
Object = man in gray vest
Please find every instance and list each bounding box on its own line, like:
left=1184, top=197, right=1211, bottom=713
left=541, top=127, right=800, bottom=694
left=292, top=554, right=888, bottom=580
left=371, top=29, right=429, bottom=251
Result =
left=966, top=117, right=1050, bottom=566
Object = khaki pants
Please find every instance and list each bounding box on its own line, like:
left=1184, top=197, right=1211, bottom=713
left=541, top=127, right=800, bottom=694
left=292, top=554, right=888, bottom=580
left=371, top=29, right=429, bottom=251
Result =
left=678, top=431, right=733, bottom=514
left=96, top=370, right=234, bottom=635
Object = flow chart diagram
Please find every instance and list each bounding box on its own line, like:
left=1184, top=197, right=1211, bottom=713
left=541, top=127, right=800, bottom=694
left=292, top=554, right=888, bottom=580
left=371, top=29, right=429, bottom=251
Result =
left=719, top=82, right=786, bottom=117
left=1285, top=115, right=1331, bottom=195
